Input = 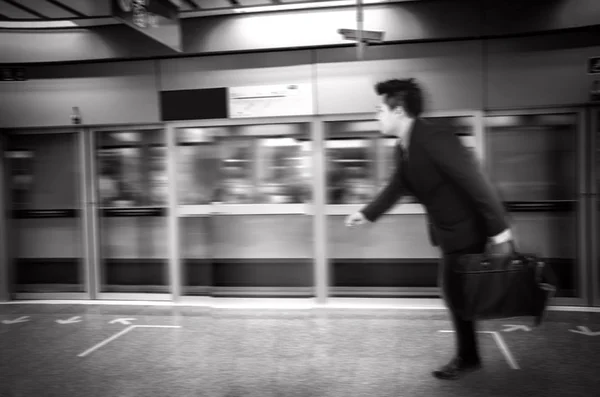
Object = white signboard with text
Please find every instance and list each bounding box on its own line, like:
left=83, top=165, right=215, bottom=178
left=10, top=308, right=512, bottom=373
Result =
left=228, top=84, right=314, bottom=118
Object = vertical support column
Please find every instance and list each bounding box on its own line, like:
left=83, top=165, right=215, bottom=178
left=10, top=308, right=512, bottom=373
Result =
left=87, top=129, right=101, bottom=299
left=577, top=109, right=590, bottom=305
left=312, top=119, right=328, bottom=304
left=252, top=139, right=261, bottom=202
left=0, top=133, right=8, bottom=301
left=80, top=128, right=95, bottom=299
left=588, top=108, right=599, bottom=307
left=356, top=0, right=364, bottom=61
left=166, top=124, right=181, bottom=302
left=473, top=111, right=485, bottom=166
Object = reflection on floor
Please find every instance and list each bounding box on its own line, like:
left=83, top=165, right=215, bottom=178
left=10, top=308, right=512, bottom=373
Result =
left=0, top=303, right=599, bottom=397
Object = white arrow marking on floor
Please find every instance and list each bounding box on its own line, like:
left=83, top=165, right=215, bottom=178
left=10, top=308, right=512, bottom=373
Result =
left=503, top=324, right=531, bottom=332
left=1, top=316, right=30, bottom=324
left=56, top=316, right=82, bottom=324
left=569, top=326, right=600, bottom=336
left=109, top=318, right=137, bottom=325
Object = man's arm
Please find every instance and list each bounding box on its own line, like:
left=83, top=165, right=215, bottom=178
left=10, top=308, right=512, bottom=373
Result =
left=360, top=165, right=405, bottom=222
left=423, top=127, right=510, bottom=239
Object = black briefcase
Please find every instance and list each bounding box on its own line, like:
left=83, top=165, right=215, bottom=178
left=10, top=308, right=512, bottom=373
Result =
left=456, top=252, right=557, bottom=326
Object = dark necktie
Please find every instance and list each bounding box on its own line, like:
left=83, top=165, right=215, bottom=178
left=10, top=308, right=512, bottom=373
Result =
left=396, top=142, right=407, bottom=165
left=396, top=142, right=413, bottom=192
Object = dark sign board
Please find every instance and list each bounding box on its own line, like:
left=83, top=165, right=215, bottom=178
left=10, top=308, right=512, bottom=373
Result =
left=0, top=67, right=26, bottom=81
left=112, top=0, right=182, bottom=52
left=160, top=88, right=228, bottom=121
left=589, top=57, right=600, bottom=74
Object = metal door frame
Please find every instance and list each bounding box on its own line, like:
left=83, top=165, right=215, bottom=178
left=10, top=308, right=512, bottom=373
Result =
left=483, top=107, right=588, bottom=307
left=588, top=106, right=600, bottom=307
left=87, top=124, right=171, bottom=301
left=0, top=132, right=8, bottom=301
left=3, top=127, right=90, bottom=300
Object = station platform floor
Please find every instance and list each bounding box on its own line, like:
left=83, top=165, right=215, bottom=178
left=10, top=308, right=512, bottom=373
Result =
left=0, top=299, right=599, bottom=397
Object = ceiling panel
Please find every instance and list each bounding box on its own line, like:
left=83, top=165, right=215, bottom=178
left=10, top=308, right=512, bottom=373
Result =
left=196, top=0, right=233, bottom=9
left=0, top=0, right=40, bottom=19
left=18, top=0, right=75, bottom=19
left=0, top=0, right=413, bottom=21
left=169, top=0, right=196, bottom=11
left=53, top=0, right=109, bottom=18
left=237, top=0, right=274, bottom=6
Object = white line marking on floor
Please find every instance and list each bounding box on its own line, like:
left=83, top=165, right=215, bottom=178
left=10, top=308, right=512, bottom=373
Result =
left=134, top=325, right=182, bottom=329
left=490, top=331, right=520, bottom=370
left=78, top=325, right=136, bottom=358
left=77, top=325, right=182, bottom=358
left=1, top=299, right=599, bottom=313
left=438, top=330, right=520, bottom=370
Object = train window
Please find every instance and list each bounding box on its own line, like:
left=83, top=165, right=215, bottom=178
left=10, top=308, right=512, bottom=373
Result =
left=176, top=128, right=221, bottom=205
left=256, top=137, right=312, bottom=204
left=325, top=139, right=377, bottom=204
left=215, top=138, right=255, bottom=204
left=96, top=130, right=166, bottom=207
left=485, top=113, right=578, bottom=201
left=325, top=117, right=475, bottom=205
left=176, top=124, right=311, bottom=205
left=7, top=133, right=79, bottom=211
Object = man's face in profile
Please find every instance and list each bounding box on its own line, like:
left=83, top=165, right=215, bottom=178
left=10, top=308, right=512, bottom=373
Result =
left=376, top=97, right=403, bottom=137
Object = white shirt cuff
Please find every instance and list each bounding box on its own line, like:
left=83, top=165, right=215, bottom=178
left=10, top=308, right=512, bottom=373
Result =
left=490, top=229, right=513, bottom=244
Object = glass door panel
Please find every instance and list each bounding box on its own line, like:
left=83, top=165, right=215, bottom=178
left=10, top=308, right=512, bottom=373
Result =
left=95, top=129, right=169, bottom=295
left=325, top=116, right=476, bottom=297
left=5, top=132, right=84, bottom=294
left=485, top=112, right=580, bottom=298
left=176, top=123, right=314, bottom=297
left=176, top=128, right=219, bottom=295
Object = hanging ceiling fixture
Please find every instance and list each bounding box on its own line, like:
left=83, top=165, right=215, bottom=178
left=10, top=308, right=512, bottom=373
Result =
left=337, top=0, right=385, bottom=60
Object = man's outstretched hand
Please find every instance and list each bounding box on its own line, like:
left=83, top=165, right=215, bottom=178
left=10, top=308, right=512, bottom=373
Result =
left=345, top=212, right=368, bottom=227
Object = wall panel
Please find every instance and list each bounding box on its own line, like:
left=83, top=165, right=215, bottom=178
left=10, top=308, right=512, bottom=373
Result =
left=0, top=61, right=160, bottom=128
left=486, top=31, right=600, bottom=109
left=184, top=2, right=480, bottom=55
left=159, top=50, right=313, bottom=91
left=0, top=25, right=170, bottom=64
left=315, top=41, right=484, bottom=114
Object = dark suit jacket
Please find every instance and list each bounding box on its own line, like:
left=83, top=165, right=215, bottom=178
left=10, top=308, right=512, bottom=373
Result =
left=361, top=118, right=509, bottom=254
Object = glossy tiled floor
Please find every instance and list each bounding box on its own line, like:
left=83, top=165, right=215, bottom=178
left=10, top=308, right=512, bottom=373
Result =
left=0, top=303, right=598, bottom=397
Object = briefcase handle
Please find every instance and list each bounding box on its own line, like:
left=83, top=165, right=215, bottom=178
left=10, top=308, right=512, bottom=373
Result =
left=489, top=253, right=556, bottom=294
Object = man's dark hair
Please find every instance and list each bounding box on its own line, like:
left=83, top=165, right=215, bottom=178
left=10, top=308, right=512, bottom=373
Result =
left=375, top=78, right=424, bottom=118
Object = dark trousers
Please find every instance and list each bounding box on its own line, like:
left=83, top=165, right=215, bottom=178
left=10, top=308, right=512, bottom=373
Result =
left=439, top=241, right=487, bottom=362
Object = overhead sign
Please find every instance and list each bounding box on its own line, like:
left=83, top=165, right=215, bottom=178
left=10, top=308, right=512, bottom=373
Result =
left=112, top=0, right=182, bottom=52
left=589, top=57, right=600, bottom=74
left=228, top=84, right=314, bottom=119
left=338, top=28, right=384, bottom=43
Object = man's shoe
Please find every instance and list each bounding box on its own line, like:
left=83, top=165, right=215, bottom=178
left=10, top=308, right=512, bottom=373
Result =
left=432, top=357, right=482, bottom=380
